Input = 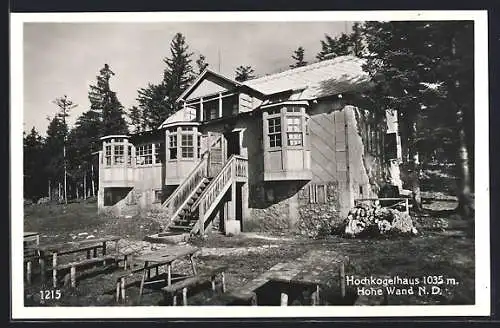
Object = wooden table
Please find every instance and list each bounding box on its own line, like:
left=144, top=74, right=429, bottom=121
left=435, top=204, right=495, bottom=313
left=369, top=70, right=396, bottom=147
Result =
left=32, top=235, right=121, bottom=286
left=24, top=232, right=40, bottom=247
left=223, top=250, right=348, bottom=306
left=132, top=245, right=200, bottom=301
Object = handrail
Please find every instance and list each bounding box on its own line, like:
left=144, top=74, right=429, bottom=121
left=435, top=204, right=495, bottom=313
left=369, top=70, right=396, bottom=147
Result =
left=161, top=135, right=223, bottom=217
left=191, top=155, right=248, bottom=234
left=162, top=155, right=208, bottom=216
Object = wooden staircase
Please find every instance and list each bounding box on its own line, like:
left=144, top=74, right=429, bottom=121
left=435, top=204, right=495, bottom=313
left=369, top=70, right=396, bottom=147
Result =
left=167, top=177, right=213, bottom=232
left=161, top=146, right=248, bottom=235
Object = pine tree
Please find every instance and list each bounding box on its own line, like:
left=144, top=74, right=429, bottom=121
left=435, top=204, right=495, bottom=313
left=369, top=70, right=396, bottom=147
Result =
left=88, top=64, right=128, bottom=136
left=51, top=95, right=77, bottom=203
left=235, top=65, right=255, bottom=82
left=350, top=22, right=365, bottom=57
left=195, top=54, right=209, bottom=74
left=23, top=127, right=45, bottom=201
left=131, top=33, right=195, bottom=131
left=163, top=33, right=195, bottom=114
left=317, top=33, right=352, bottom=61
left=361, top=21, right=436, bottom=212
left=290, top=46, right=308, bottom=68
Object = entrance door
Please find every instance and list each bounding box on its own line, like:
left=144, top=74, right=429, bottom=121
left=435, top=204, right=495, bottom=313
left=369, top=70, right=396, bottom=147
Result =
left=225, top=131, right=241, bottom=159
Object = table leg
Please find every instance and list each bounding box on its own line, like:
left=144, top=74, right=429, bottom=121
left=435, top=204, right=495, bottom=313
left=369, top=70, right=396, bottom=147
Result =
left=70, top=266, right=76, bottom=288
left=102, top=242, right=107, bottom=256
left=86, top=250, right=91, bottom=259
left=221, top=272, right=226, bottom=293
left=93, top=247, right=97, bottom=257
left=189, top=254, right=197, bottom=275
left=211, top=275, right=216, bottom=292
left=138, top=270, right=146, bottom=303
left=26, top=261, right=32, bottom=285
left=280, top=293, right=288, bottom=306
left=52, top=253, right=58, bottom=288
left=182, top=288, right=188, bottom=306
left=39, top=252, right=46, bottom=282
left=121, top=277, right=126, bottom=302
left=339, top=261, right=346, bottom=298
left=167, top=264, right=172, bottom=286
left=116, top=281, right=120, bottom=303
left=155, top=266, right=159, bottom=277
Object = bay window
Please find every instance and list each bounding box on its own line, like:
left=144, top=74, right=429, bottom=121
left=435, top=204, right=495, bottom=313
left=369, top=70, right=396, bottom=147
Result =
left=262, top=102, right=311, bottom=181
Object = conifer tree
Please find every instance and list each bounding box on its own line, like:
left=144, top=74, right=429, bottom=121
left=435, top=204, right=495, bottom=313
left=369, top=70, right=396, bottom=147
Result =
left=290, top=46, right=308, bottom=68
left=235, top=65, right=255, bottom=82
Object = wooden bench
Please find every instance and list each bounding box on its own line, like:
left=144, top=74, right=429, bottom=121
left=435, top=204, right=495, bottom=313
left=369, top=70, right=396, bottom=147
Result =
left=115, top=261, right=187, bottom=303
left=53, top=254, right=127, bottom=288
left=162, top=265, right=227, bottom=306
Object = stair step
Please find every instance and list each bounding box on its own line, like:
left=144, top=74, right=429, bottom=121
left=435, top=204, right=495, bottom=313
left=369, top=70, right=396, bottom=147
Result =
left=168, top=225, right=192, bottom=231
left=174, top=218, right=196, bottom=224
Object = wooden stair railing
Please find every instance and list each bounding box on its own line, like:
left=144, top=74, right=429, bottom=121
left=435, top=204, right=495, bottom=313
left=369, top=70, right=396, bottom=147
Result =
left=161, top=135, right=223, bottom=228
left=190, top=155, right=248, bottom=235
left=161, top=155, right=208, bottom=225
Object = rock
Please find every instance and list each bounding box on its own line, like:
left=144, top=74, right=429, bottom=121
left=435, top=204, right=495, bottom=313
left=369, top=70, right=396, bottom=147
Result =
left=343, top=203, right=418, bottom=238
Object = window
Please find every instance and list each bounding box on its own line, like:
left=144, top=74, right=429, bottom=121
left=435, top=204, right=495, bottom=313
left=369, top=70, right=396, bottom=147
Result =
left=181, top=134, right=194, bottom=158
left=114, top=145, right=124, bottom=164
left=287, top=116, right=303, bottom=146
left=268, top=117, right=282, bottom=148
left=127, top=145, right=133, bottom=165
left=169, top=135, right=177, bottom=160
left=136, top=144, right=153, bottom=165
left=286, top=106, right=301, bottom=113
left=154, top=143, right=163, bottom=164
left=105, top=145, right=112, bottom=165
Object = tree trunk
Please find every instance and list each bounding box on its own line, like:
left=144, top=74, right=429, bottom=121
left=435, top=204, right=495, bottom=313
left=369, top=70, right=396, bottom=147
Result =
left=91, top=163, right=96, bottom=197
left=83, top=170, right=87, bottom=200
left=48, top=180, right=51, bottom=200
left=456, top=105, right=474, bottom=218
left=408, top=117, right=423, bottom=213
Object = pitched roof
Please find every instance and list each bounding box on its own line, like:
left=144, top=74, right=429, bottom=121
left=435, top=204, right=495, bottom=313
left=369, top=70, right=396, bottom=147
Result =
left=243, top=55, right=371, bottom=99
left=177, top=68, right=241, bottom=102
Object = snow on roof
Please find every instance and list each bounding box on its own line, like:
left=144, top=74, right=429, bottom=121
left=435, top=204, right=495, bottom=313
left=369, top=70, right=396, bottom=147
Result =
left=243, top=56, right=371, bottom=99
left=158, top=106, right=197, bottom=129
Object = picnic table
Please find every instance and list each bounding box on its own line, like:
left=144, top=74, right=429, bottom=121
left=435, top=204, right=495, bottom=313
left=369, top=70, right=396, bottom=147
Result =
left=25, top=235, right=122, bottom=287
left=24, top=232, right=40, bottom=247
left=115, top=245, right=200, bottom=303
left=207, top=250, right=348, bottom=306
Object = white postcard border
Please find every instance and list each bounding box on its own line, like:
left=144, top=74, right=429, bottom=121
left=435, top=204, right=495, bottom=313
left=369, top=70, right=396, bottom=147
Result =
left=11, top=10, right=490, bottom=319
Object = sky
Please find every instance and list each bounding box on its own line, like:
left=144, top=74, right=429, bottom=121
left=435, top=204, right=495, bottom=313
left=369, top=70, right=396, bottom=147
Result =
left=23, top=21, right=351, bottom=135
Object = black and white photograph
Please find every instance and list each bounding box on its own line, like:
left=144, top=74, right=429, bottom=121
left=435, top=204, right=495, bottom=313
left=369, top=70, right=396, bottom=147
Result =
left=11, top=11, right=490, bottom=318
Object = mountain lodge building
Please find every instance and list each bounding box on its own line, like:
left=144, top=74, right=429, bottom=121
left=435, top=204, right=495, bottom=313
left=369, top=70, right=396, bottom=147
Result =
left=97, top=56, right=402, bottom=236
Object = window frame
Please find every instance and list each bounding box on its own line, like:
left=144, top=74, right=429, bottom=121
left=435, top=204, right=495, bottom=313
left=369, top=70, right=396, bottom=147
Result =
left=136, top=144, right=153, bottom=165
left=114, top=144, right=125, bottom=164
left=169, top=134, right=178, bottom=160
left=181, top=134, right=194, bottom=159
left=267, top=116, right=282, bottom=148
left=286, top=116, right=303, bottom=147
